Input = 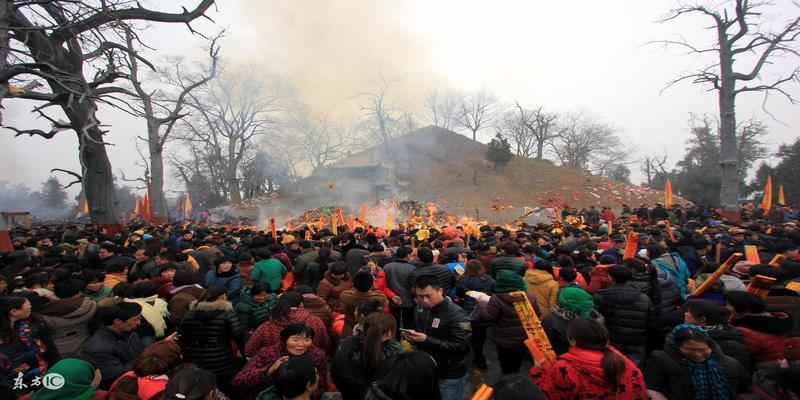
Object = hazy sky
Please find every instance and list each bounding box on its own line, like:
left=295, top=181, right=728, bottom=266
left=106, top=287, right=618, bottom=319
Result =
left=2, top=0, right=798, bottom=202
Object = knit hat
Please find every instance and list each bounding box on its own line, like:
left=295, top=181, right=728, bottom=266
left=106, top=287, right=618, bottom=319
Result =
left=352, top=271, right=374, bottom=292
left=598, top=224, right=609, bottom=234
left=31, top=358, right=97, bottom=400
left=558, top=287, right=594, bottom=318
left=731, top=261, right=753, bottom=279
left=494, top=269, right=527, bottom=293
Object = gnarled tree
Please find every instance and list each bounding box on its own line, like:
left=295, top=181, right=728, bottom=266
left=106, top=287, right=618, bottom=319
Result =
left=0, top=0, right=215, bottom=230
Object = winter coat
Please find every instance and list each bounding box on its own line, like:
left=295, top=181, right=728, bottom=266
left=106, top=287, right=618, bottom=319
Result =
left=524, top=269, right=559, bottom=317
left=178, top=299, right=245, bottom=377
left=588, top=264, right=614, bottom=294
left=764, top=290, right=800, bottom=336
left=202, top=266, right=242, bottom=303
left=331, top=337, right=404, bottom=400
left=244, top=308, right=330, bottom=357
left=413, top=297, right=471, bottom=379
left=81, top=326, right=144, bottom=389
left=652, top=253, right=691, bottom=299
left=34, top=296, right=97, bottom=356
left=301, top=294, right=332, bottom=330
left=542, top=306, right=605, bottom=355
left=317, top=271, right=353, bottom=313
left=150, top=277, right=175, bottom=301
left=408, top=262, right=455, bottom=295
left=292, top=249, right=318, bottom=283
left=340, top=288, right=388, bottom=339
left=454, top=275, right=495, bottom=314
left=232, top=343, right=327, bottom=399
left=167, top=285, right=206, bottom=327
left=731, top=312, right=796, bottom=364
left=656, top=268, right=682, bottom=316
left=705, top=325, right=751, bottom=373
left=593, top=283, right=655, bottom=346
left=0, top=319, right=60, bottom=393
left=344, top=247, right=370, bottom=275
left=601, top=247, right=624, bottom=265
left=238, top=260, right=256, bottom=288
left=475, top=249, right=497, bottom=271
left=645, top=339, right=748, bottom=399
left=383, top=260, right=416, bottom=309
left=479, top=291, right=537, bottom=349
left=272, top=251, right=293, bottom=271
left=490, top=255, right=527, bottom=278
left=737, top=368, right=794, bottom=400
left=531, top=347, right=647, bottom=400
left=235, top=288, right=277, bottom=331
left=251, top=259, right=287, bottom=293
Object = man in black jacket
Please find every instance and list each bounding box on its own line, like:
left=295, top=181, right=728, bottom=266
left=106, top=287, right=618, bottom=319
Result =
left=81, top=302, right=145, bottom=389
left=593, top=266, right=655, bottom=368
left=384, top=246, right=417, bottom=332
left=404, top=274, right=471, bottom=400
left=408, top=247, right=454, bottom=295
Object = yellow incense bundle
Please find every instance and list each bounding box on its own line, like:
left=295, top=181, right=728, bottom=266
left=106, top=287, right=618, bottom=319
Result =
left=692, top=253, right=742, bottom=297
left=270, top=218, right=277, bottom=239
left=663, top=221, right=677, bottom=243
left=769, top=254, right=786, bottom=267
left=509, top=291, right=556, bottom=369
left=623, top=232, right=640, bottom=260
left=470, top=384, right=493, bottom=400
left=744, top=245, right=761, bottom=264
left=747, top=275, right=777, bottom=299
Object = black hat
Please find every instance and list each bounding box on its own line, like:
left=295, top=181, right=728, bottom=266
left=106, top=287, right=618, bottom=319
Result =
left=352, top=271, right=374, bottom=292
left=611, top=234, right=626, bottom=242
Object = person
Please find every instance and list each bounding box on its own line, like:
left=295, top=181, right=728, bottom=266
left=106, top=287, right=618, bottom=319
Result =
left=725, top=290, right=796, bottom=367
left=587, top=255, right=616, bottom=293
left=22, top=356, right=106, bottom=400
left=256, top=356, right=320, bottom=400
left=541, top=287, right=604, bottom=355
left=167, top=270, right=207, bottom=327
left=252, top=249, right=288, bottom=293
left=81, top=270, right=112, bottom=303
left=644, top=324, right=748, bottom=400
left=107, top=339, right=192, bottom=400
left=163, top=368, right=227, bottom=400
left=124, top=281, right=169, bottom=345
left=524, top=260, right=559, bottom=317
left=361, top=256, right=401, bottom=305
left=291, top=285, right=332, bottom=331
left=364, top=351, right=441, bottom=400
left=316, top=261, right=352, bottom=313
left=600, top=234, right=627, bottom=265
left=531, top=318, right=646, bottom=399
left=81, top=302, right=145, bottom=390
left=340, top=271, right=388, bottom=338
left=178, top=285, right=245, bottom=395
left=305, top=247, right=334, bottom=290
left=683, top=299, right=750, bottom=372
left=479, top=269, right=538, bottom=375
left=33, top=278, right=97, bottom=357
left=403, top=274, right=471, bottom=400
left=490, top=240, right=527, bottom=278
left=0, top=296, right=59, bottom=396
left=453, top=259, right=494, bottom=369
left=238, top=252, right=257, bottom=288
left=492, top=376, right=545, bottom=400
left=232, top=324, right=327, bottom=399
left=737, top=366, right=800, bottom=400
left=235, top=283, right=277, bottom=335
left=408, top=247, right=455, bottom=296
left=202, top=257, right=242, bottom=303
left=245, top=292, right=330, bottom=357
left=383, top=246, right=417, bottom=332
left=331, top=312, right=404, bottom=400
left=648, top=244, right=692, bottom=300
left=593, top=265, right=655, bottom=367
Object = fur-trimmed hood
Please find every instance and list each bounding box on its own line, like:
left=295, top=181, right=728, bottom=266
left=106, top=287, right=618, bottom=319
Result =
left=732, top=312, right=794, bottom=335
left=189, top=299, right=233, bottom=312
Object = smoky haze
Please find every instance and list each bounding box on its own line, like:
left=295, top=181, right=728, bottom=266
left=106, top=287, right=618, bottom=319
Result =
left=236, top=0, right=444, bottom=116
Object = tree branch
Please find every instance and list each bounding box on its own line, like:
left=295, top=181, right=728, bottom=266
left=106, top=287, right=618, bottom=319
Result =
left=50, top=168, right=83, bottom=188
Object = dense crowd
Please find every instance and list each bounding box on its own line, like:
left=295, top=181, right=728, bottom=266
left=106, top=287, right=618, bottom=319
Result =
left=0, top=202, right=799, bottom=400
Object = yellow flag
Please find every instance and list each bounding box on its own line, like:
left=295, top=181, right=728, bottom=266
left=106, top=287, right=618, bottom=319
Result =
left=82, top=199, right=89, bottom=214
left=761, top=176, right=773, bottom=216
left=184, top=193, right=193, bottom=219
left=778, top=185, right=786, bottom=206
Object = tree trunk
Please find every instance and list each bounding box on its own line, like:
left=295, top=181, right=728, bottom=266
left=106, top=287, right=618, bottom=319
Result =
left=536, top=140, right=544, bottom=160
left=472, top=129, right=477, bottom=141
left=718, top=39, right=741, bottom=219
left=0, top=2, right=9, bottom=125
left=149, top=128, right=168, bottom=223
left=65, top=101, right=122, bottom=233
left=227, top=136, right=241, bottom=204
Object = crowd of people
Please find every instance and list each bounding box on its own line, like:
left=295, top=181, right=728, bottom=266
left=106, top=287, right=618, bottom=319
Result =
left=0, top=202, right=799, bottom=400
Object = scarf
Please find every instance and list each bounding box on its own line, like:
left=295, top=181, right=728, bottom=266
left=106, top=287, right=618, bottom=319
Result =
left=125, top=295, right=169, bottom=337
left=669, top=324, right=735, bottom=400
left=557, top=287, right=594, bottom=318
left=31, top=358, right=96, bottom=400
left=494, top=269, right=527, bottom=293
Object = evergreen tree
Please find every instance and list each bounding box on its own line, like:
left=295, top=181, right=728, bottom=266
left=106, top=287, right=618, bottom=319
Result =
left=485, top=133, right=513, bottom=169
left=38, top=177, right=68, bottom=211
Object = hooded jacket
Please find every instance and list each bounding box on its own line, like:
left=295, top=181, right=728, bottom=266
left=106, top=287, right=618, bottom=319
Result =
left=588, top=264, right=613, bottom=294
left=35, top=296, right=97, bottom=356
left=593, top=283, right=655, bottom=346
left=234, top=288, right=277, bottom=330
left=317, top=271, right=353, bottom=313
left=524, top=269, right=559, bottom=317
left=202, top=266, right=242, bottom=303
left=479, top=291, right=538, bottom=349
left=490, top=255, right=527, bottom=278
left=167, top=285, right=206, bottom=327
left=530, top=347, right=647, bottom=400
left=178, top=299, right=245, bottom=377
left=331, top=337, right=404, bottom=400
left=731, top=312, right=795, bottom=364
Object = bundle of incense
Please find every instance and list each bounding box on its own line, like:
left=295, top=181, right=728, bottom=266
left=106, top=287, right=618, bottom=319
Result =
left=623, top=232, right=640, bottom=260
left=747, top=275, right=777, bottom=299
left=692, top=253, right=742, bottom=297
left=360, top=204, right=367, bottom=224
left=509, top=291, right=556, bottom=369
left=470, top=384, right=493, bottom=400
left=663, top=221, right=677, bottom=243
left=769, top=254, right=786, bottom=267
left=744, top=245, right=761, bottom=264
left=304, top=230, right=312, bottom=240
left=270, top=218, right=277, bottom=239
left=465, top=290, right=491, bottom=303
left=386, top=215, right=393, bottom=230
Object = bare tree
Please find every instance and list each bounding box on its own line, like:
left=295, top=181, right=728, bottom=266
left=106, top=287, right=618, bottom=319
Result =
left=641, top=151, right=670, bottom=188
left=178, top=70, right=292, bottom=204
left=551, top=112, right=628, bottom=175
left=423, top=89, right=461, bottom=131
left=356, top=74, right=406, bottom=146
left=456, top=88, right=500, bottom=141
left=657, top=0, right=800, bottom=217
left=502, top=102, right=562, bottom=160
left=288, top=110, right=357, bottom=173
left=125, top=29, right=220, bottom=223
left=498, top=108, right=535, bottom=158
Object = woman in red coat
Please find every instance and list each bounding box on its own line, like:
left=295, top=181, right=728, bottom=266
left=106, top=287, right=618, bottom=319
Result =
left=244, top=292, right=330, bottom=357
left=531, top=317, right=647, bottom=400
left=726, top=291, right=796, bottom=367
